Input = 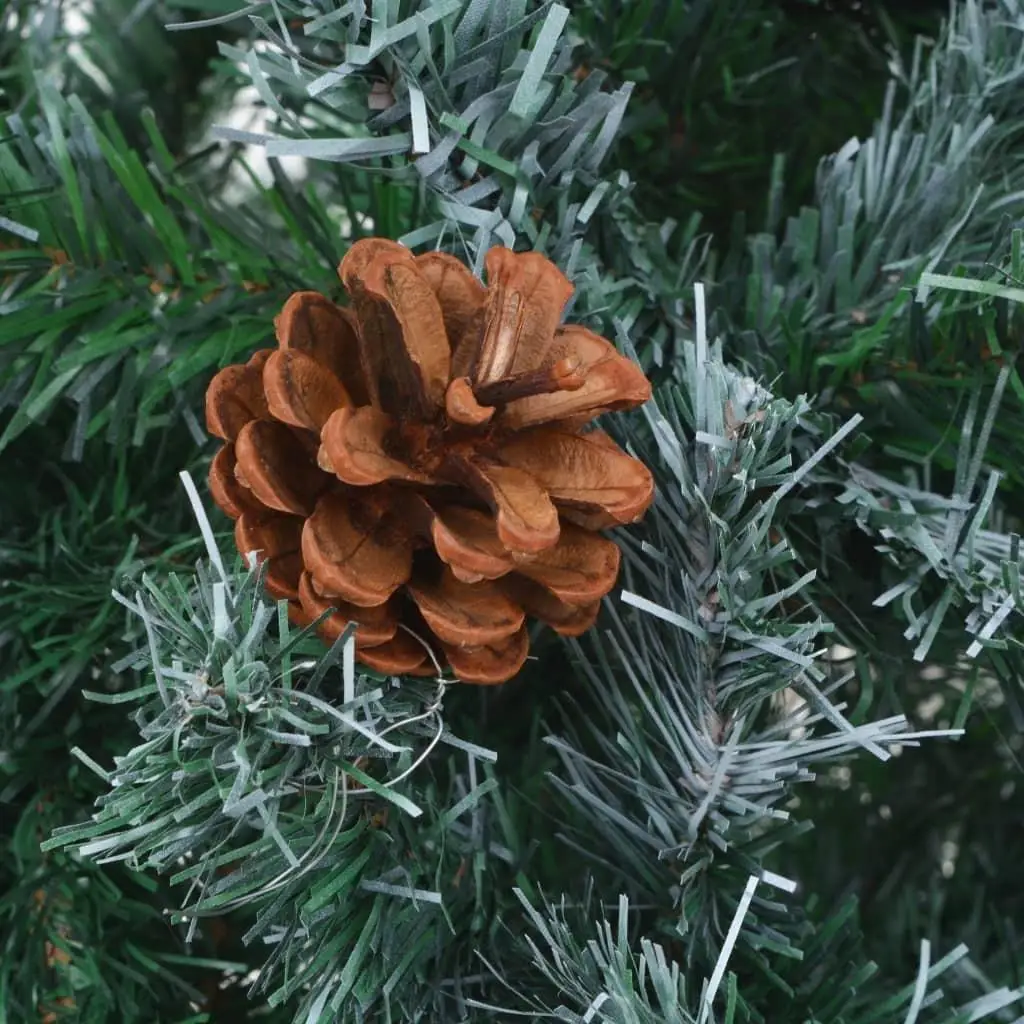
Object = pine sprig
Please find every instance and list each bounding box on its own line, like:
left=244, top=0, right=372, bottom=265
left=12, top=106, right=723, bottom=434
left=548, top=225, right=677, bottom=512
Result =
left=769, top=259, right=1024, bottom=708
left=544, top=289, right=960, bottom=977
left=162, top=0, right=723, bottom=380
left=1, top=789, right=235, bottom=1024
left=483, top=886, right=1019, bottom=1024
left=43, top=475, right=530, bottom=1021
left=192, top=1, right=634, bottom=269
left=0, top=87, right=343, bottom=461
left=719, top=0, right=1024, bottom=392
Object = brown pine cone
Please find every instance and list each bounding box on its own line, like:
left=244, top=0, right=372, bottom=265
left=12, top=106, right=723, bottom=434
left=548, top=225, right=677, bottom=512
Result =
left=205, top=239, right=654, bottom=684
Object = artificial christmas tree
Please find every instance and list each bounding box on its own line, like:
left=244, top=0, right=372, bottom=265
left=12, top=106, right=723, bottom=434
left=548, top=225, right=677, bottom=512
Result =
left=2, top=1, right=1022, bottom=1022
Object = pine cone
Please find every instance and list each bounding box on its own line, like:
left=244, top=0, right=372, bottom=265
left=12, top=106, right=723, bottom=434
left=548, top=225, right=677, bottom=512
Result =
left=205, top=239, right=654, bottom=683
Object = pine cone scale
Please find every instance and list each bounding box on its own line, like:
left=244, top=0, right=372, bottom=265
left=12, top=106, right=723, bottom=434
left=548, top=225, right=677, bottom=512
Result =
left=430, top=506, right=518, bottom=582
left=498, top=428, right=655, bottom=527
left=515, top=526, right=622, bottom=603
left=205, top=351, right=271, bottom=441
left=473, top=248, right=574, bottom=386
left=441, top=450, right=561, bottom=555
left=444, top=377, right=496, bottom=427
left=297, top=573, right=397, bottom=647
left=499, top=575, right=600, bottom=637
left=442, top=626, right=530, bottom=685
left=340, top=239, right=429, bottom=415
left=408, top=570, right=525, bottom=647
left=234, top=420, right=325, bottom=516
left=235, top=512, right=303, bottom=600
left=361, top=256, right=452, bottom=414
left=320, top=406, right=437, bottom=487
left=359, top=630, right=434, bottom=676
left=263, top=348, right=350, bottom=432
left=416, top=252, right=487, bottom=372
left=275, top=291, right=370, bottom=406
left=209, top=445, right=264, bottom=519
left=500, top=325, right=652, bottom=429
left=301, top=492, right=413, bottom=608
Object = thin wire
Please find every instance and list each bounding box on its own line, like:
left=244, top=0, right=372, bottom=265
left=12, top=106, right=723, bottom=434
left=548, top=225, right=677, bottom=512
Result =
left=192, top=765, right=349, bottom=915
left=382, top=713, right=446, bottom=789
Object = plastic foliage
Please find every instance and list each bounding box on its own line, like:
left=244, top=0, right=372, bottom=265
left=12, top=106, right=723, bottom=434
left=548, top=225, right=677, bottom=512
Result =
left=44, top=282, right=1024, bottom=1018
left=490, top=287, right=1022, bottom=1023
left=484, top=886, right=1022, bottom=1024
left=162, top=0, right=718, bottom=378
left=0, top=86, right=339, bottom=464
left=162, top=0, right=1024, bottom=389
left=184, top=2, right=627, bottom=263
left=545, top=287, right=955, bottom=961
left=719, top=0, right=1024, bottom=389
left=0, top=800, right=236, bottom=1024
left=44, top=472, right=505, bottom=1021
left=10, top=1, right=1024, bottom=1021
left=777, top=256, right=1024, bottom=716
